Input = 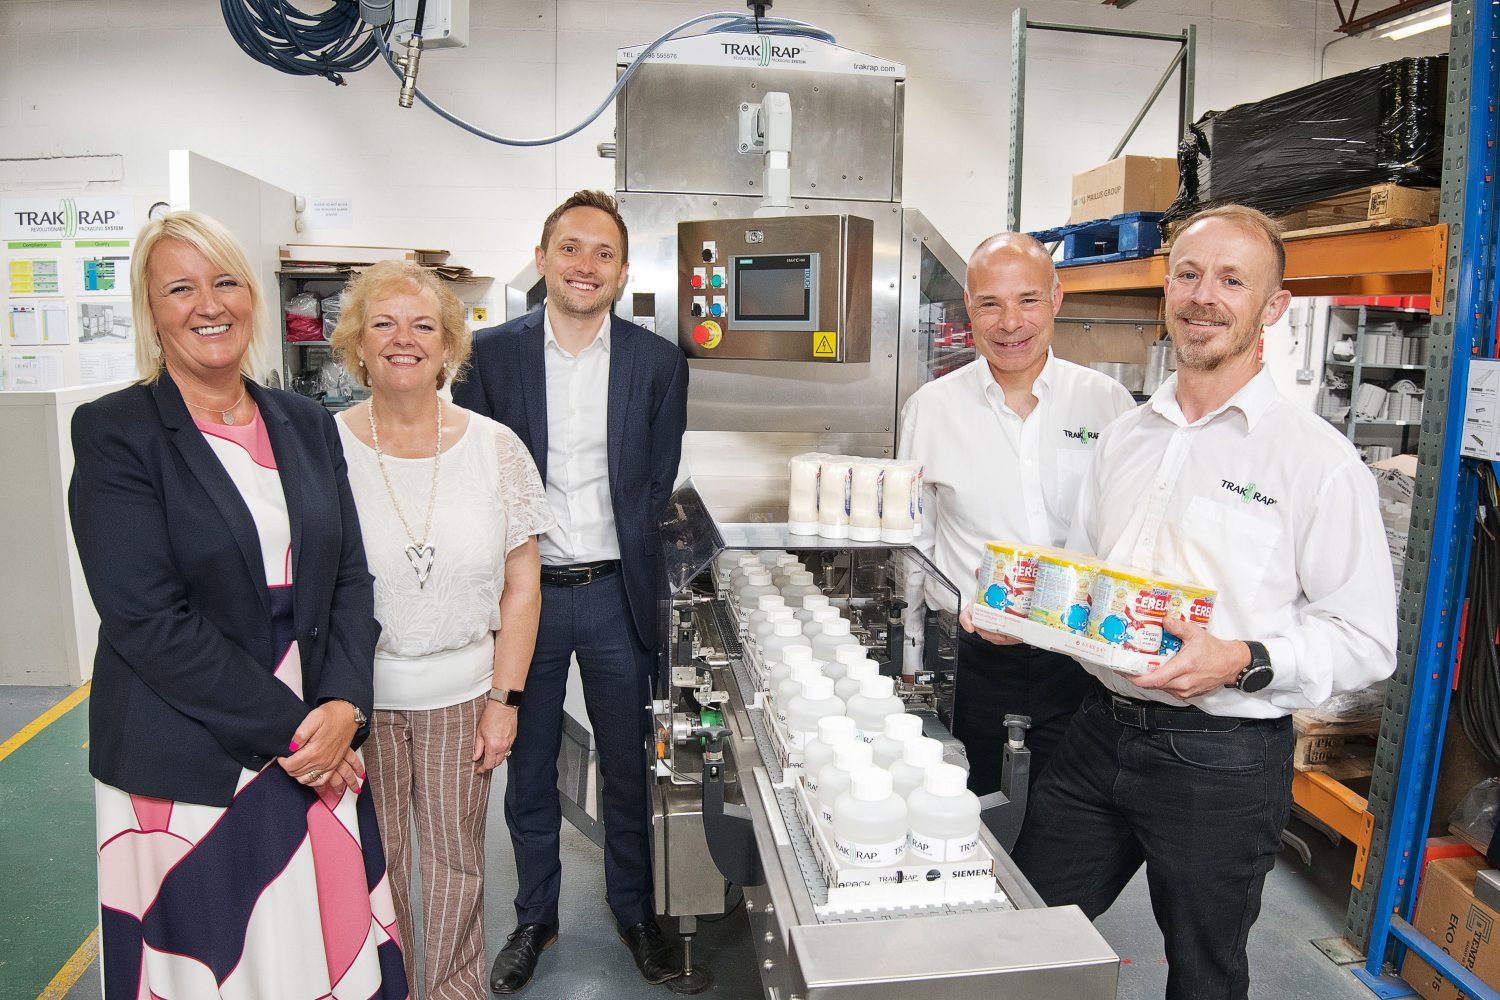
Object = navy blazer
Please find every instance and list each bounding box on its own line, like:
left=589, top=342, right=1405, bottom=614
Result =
left=69, top=373, right=379, bottom=806
left=453, top=310, right=689, bottom=651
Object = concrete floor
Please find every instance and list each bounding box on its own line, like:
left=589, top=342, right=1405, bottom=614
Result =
left=1, top=685, right=1383, bottom=1000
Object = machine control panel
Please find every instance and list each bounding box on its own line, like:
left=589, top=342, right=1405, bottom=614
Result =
left=676, top=214, right=872, bottom=362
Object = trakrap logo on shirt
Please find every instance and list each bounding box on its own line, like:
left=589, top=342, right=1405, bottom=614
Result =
left=1062, top=426, right=1099, bottom=444
left=1221, top=479, right=1277, bottom=506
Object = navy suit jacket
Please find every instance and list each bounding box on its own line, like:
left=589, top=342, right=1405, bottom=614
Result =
left=69, top=373, right=379, bottom=806
left=452, top=309, right=689, bottom=651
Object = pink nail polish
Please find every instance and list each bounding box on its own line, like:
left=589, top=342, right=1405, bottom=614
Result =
left=359, top=772, right=366, bottom=780
left=289, top=740, right=301, bottom=752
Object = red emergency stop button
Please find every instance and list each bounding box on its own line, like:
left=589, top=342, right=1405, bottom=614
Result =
left=691, top=321, right=722, bottom=349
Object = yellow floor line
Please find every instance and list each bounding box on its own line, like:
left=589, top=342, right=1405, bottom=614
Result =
left=36, top=926, right=98, bottom=1000
left=0, top=682, right=90, bottom=767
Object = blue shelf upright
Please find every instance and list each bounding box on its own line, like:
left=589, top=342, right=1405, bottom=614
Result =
left=1350, top=1, right=1500, bottom=996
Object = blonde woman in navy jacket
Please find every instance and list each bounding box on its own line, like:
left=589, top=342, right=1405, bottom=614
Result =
left=69, top=211, right=408, bottom=999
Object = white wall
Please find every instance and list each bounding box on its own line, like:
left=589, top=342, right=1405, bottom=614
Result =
left=0, top=0, right=1447, bottom=296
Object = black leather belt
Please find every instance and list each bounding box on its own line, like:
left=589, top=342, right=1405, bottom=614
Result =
left=540, top=560, right=620, bottom=587
left=1105, top=692, right=1250, bottom=733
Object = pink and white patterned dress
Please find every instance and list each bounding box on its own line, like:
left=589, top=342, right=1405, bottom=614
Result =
left=93, top=412, right=409, bottom=1000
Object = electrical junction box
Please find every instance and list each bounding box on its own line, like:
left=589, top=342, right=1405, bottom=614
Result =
left=394, top=0, right=468, bottom=48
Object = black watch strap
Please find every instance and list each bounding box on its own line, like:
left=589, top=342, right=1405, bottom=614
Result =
left=1234, top=641, right=1274, bottom=693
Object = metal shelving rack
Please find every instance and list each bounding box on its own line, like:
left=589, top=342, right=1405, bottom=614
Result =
left=1320, top=304, right=1430, bottom=451
left=1348, top=1, right=1500, bottom=997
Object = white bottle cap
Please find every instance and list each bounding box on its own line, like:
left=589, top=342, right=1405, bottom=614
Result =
left=758, top=551, right=785, bottom=566
left=902, top=736, right=944, bottom=768
left=764, top=607, right=795, bottom=623
left=776, top=553, right=801, bottom=566
left=737, top=555, right=760, bottom=567
left=747, top=571, right=773, bottom=586
left=834, top=644, right=869, bottom=666
left=850, top=766, right=894, bottom=801
left=923, top=762, right=969, bottom=797
left=845, top=660, right=879, bottom=683
left=859, top=674, right=896, bottom=699
left=787, top=570, right=816, bottom=586
left=780, top=644, right=814, bottom=663
left=884, top=713, right=923, bottom=741
left=821, top=618, right=852, bottom=637
left=802, top=594, right=831, bottom=612
left=757, top=594, right=787, bottom=611
left=817, top=715, right=858, bottom=744
left=800, top=675, right=836, bottom=700
left=811, top=606, right=842, bottom=623
left=773, top=618, right=805, bottom=637
left=790, top=662, right=822, bottom=684
left=835, top=740, right=874, bottom=771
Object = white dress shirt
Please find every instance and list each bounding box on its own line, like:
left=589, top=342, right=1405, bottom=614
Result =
left=898, top=353, right=1138, bottom=611
left=1068, top=367, right=1398, bottom=718
left=538, top=310, right=620, bottom=565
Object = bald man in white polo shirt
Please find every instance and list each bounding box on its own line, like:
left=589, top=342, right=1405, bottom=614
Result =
left=898, top=233, right=1136, bottom=793
left=1012, top=205, right=1397, bottom=1000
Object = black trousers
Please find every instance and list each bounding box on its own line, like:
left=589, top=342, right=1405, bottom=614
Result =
left=950, top=630, right=1096, bottom=796
left=1012, top=688, right=1295, bottom=1000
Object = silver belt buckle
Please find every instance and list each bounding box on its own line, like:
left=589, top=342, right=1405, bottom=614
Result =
left=1111, top=695, right=1147, bottom=729
left=579, top=564, right=594, bottom=584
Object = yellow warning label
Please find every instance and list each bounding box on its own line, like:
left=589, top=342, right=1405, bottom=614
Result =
left=812, top=332, right=837, bottom=358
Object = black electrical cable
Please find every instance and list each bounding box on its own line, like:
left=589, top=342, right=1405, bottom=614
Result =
left=697, top=881, right=745, bottom=922
left=1459, top=465, right=1500, bottom=766
left=220, top=0, right=383, bottom=86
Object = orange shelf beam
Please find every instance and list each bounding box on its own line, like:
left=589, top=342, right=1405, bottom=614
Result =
left=1293, top=768, right=1376, bottom=889
left=1058, top=224, right=1449, bottom=315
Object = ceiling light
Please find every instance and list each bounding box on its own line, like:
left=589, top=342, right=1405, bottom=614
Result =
left=1375, top=2, right=1451, bottom=40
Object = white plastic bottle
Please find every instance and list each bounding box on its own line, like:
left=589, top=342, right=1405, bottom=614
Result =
left=736, top=570, right=779, bottom=609
left=794, top=593, right=832, bottom=622
left=817, top=739, right=873, bottom=826
left=810, top=618, right=856, bottom=662
left=776, top=662, right=824, bottom=728
left=757, top=550, right=787, bottom=568
left=889, top=736, right=944, bottom=801
left=780, top=570, right=822, bottom=608
left=772, top=557, right=806, bottom=588
left=801, top=605, right=844, bottom=639
left=785, top=676, right=846, bottom=750
left=747, top=594, right=788, bottom=634
left=906, top=762, right=982, bottom=863
left=871, top=712, right=925, bottom=769
left=824, top=643, right=866, bottom=683
left=846, top=674, right=904, bottom=742
left=803, top=715, right=857, bottom=796
left=752, top=606, right=797, bottom=646
left=762, top=617, right=812, bottom=667
left=727, top=555, right=762, bottom=592
left=833, top=766, right=909, bottom=868
left=765, top=644, right=817, bottom=705
left=834, top=658, right=879, bottom=702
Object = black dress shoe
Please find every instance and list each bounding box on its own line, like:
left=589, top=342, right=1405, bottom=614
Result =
left=619, top=920, right=682, bottom=984
left=490, top=923, right=556, bottom=995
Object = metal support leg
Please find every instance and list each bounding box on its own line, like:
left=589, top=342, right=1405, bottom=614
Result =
left=666, top=914, right=713, bottom=994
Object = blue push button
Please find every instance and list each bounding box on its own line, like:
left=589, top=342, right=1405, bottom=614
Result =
left=710, top=302, right=724, bottom=318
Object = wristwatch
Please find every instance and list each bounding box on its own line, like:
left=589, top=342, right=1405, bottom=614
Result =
left=327, top=698, right=368, bottom=727
left=489, top=687, right=525, bottom=708
left=1234, top=641, right=1275, bottom=693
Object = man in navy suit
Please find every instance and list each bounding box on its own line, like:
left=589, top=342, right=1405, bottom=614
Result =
left=452, top=191, right=689, bottom=994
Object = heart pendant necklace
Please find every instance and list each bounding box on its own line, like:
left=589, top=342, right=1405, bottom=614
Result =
left=368, top=396, right=443, bottom=588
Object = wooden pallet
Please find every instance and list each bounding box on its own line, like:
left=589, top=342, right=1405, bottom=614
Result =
left=1164, top=183, right=1439, bottom=245
left=1030, top=212, right=1165, bottom=267
left=1293, top=712, right=1381, bottom=775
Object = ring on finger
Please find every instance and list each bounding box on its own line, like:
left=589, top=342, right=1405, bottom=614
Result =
left=307, top=769, right=321, bottom=781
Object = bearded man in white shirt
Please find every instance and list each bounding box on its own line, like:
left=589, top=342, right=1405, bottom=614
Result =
left=898, top=233, right=1136, bottom=794
left=1011, top=205, right=1397, bottom=1000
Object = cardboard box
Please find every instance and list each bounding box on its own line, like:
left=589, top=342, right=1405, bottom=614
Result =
left=1069, top=155, right=1179, bottom=224
left=1401, top=856, right=1500, bottom=999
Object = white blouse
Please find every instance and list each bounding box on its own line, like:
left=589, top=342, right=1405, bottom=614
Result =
left=338, top=411, right=555, bottom=709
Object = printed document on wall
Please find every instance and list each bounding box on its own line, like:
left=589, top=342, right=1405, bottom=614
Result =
left=6, top=352, right=65, bottom=390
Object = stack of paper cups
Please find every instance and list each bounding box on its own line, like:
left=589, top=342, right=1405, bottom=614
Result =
left=849, top=461, right=885, bottom=542
left=788, top=453, right=824, bottom=536
left=880, top=462, right=917, bottom=543
left=818, top=456, right=854, bottom=538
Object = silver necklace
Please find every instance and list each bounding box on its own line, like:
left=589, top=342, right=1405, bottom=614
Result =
left=183, top=384, right=248, bottom=425
left=367, top=396, right=443, bottom=588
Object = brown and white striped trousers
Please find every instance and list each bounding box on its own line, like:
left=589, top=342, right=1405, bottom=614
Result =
left=366, top=693, right=492, bottom=1000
